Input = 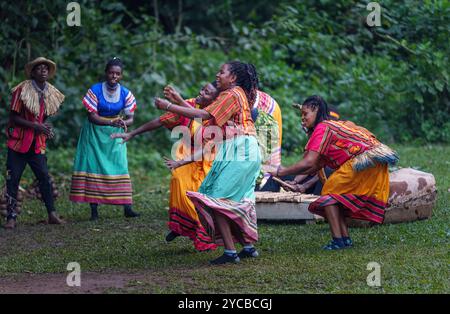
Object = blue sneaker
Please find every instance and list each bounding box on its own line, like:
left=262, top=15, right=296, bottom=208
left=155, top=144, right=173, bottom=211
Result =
left=343, top=237, right=353, bottom=248
left=238, top=248, right=259, bottom=259
left=209, top=253, right=240, bottom=265
left=323, top=239, right=345, bottom=250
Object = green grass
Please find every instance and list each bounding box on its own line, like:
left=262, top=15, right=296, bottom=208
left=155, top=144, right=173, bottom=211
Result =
left=0, top=144, right=448, bottom=293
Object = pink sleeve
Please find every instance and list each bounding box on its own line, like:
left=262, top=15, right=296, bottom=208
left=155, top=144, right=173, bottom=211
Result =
left=305, top=123, right=330, bottom=155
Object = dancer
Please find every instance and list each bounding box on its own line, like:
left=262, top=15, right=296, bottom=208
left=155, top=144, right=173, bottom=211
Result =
left=155, top=61, right=262, bottom=264
left=269, top=96, right=398, bottom=250
left=111, top=82, right=220, bottom=251
left=69, top=57, right=139, bottom=220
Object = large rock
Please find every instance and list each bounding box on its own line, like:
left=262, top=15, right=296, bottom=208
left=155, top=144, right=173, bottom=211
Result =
left=347, top=168, right=437, bottom=227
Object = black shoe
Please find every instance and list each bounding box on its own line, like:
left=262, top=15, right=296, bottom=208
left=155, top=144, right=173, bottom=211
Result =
left=165, top=231, right=180, bottom=242
left=124, top=207, right=140, bottom=218
left=90, top=206, right=99, bottom=221
left=238, top=248, right=259, bottom=259
left=322, top=239, right=345, bottom=250
left=209, top=253, right=240, bottom=265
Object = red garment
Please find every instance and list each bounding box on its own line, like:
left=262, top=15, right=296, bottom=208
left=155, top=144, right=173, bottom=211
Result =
left=6, top=86, right=47, bottom=154
left=305, top=120, right=379, bottom=169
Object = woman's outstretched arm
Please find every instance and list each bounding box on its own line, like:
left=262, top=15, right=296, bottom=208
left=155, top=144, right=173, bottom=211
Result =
left=111, top=117, right=163, bottom=143
left=155, top=98, right=212, bottom=120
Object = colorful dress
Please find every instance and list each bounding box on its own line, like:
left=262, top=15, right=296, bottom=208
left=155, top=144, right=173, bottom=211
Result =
left=253, top=90, right=282, bottom=187
left=159, top=99, right=217, bottom=251
left=187, top=87, right=261, bottom=245
left=69, top=82, right=137, bottom=205
left=307, top=120, right=399, bottom=223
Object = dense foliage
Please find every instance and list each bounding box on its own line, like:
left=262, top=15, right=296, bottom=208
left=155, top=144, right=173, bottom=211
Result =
left=1, top=0, right=449, bottom=154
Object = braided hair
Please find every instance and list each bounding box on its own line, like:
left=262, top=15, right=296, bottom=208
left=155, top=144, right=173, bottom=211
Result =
left=247, top=63, right=260, bottom=91
left=226, top=61, right=259, bottom=105
left=105, top=57, right=123, bottom=72
left=302, top=95, right=331, bottom=135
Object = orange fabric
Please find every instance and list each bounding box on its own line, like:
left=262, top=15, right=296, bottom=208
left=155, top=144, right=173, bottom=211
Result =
left=322, top=159, right=389, bottom=204
left=204, top=86, right=256, bottom=137
left=204, top=89, right=240, bottom=127
left=169, top=159, right=213, bottom=222
left=159, top=99, right=196, bottom=130
left=168, top=101, right=215, bottom=233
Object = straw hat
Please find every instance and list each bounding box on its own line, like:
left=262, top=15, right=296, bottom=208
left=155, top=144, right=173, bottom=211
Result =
left=24, top=57, right=57, bottom=79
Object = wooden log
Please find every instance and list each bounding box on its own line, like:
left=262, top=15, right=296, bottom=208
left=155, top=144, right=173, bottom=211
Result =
left=255, top=191, right=319, bottom=221
left=256, top=201, right=316, bottom=220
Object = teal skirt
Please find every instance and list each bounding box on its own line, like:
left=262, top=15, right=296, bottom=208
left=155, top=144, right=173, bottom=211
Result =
left=187, top=135, right=261, bottom=244
left=69, top=119, right=133, bottom=205
left=199, top=135, right=261, bottom=201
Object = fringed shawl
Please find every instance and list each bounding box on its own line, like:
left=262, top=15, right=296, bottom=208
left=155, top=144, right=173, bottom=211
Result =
left=306, top=120, right=399, bottom=171
left=11, top=80, right=64, bottom=117
left=353, top=143, right=399, bottom=171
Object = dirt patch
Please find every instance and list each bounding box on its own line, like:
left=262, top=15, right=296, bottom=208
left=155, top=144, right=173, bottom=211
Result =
left=0, top=271, right=169, bottom=294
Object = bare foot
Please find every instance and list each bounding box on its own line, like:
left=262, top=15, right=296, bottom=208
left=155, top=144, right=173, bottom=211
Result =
left=4, top=218, right=16, bottom=229
left=48, top=212, right=66, bottom=225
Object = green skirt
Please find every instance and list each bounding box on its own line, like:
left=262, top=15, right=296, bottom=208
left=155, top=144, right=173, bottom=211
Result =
left=69, top=119, right=132, bottom=205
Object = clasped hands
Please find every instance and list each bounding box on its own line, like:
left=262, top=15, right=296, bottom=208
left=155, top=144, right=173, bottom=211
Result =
left=35, top=122, right=55, bottom=139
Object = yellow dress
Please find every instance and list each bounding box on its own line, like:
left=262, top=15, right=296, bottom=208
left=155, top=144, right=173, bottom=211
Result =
left=159, top=101, right=217, bottom=251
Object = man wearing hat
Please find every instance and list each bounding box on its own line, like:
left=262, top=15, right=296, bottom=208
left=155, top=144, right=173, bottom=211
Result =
left=4, top=57, right=65, bottom=229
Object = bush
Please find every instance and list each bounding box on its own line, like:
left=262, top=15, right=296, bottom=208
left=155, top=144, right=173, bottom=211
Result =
left=0, top=0, right=448, bottom=162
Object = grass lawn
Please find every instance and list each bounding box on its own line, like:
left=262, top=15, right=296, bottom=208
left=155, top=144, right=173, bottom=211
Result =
left=0, top=144, right=448, bottom=293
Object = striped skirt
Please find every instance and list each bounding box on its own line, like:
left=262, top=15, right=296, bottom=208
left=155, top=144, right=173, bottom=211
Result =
left=187, top=135, right=261, bottom=245
left=309, top=158, right=390, bottom=224
left=69, top=119, right=132, bottom=205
